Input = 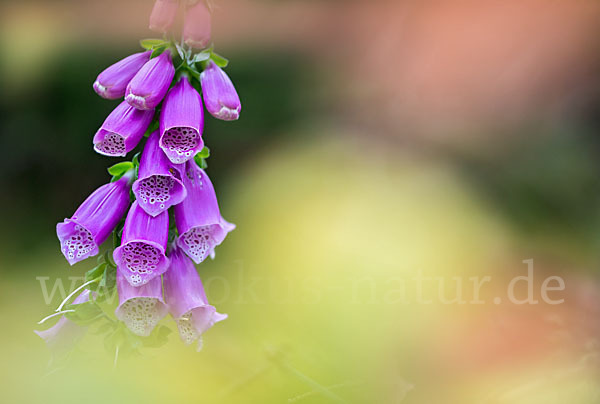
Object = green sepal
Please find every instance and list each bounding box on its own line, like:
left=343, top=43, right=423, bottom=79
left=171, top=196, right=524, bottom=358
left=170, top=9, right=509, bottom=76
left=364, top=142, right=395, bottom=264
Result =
left=140, top=38, right=168, bottom=50
left=210, top=50, right=229, bottom=68
left=192, top=51, right=211, bottom=64
left=194, top=147, right=210, bottom=169
left=150, top=43, right=170, bottom=59
left=108, top=161, right=134, bottom=182
left=197, top=146, right=210, bottom=159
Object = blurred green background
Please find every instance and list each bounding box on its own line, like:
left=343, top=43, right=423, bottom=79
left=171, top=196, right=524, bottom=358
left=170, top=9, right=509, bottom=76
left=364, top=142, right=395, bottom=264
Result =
left=1, top=0, right=599, bottom=403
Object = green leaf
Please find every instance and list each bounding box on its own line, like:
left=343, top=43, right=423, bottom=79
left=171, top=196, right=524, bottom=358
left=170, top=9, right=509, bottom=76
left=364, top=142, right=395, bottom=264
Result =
left=85, top=263, right=107, bottom=283
left=194, top=151, right=209, bottom=169
left=210, top=51, right=229, bottom=68
left=192, top=51, right=211, bottom=64
left=140, top=38, right=167, bottom=50
left=108, top=162, right=133, bottom=177
left=150, top=43, right=170, bottom=59
left=197, top=146, right=210, bottom=159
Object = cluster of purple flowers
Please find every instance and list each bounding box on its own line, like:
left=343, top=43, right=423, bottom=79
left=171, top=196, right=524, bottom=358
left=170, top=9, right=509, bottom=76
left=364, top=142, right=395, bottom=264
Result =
left=37, top=1, right=241, bottom=354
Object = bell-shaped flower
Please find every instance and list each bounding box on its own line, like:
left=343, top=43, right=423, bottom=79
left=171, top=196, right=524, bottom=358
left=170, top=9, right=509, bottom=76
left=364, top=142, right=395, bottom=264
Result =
left=175, top=161, right=235, bottom=263
left=159, top=76, right=204, bottom=164
left=183, top=0, right=212, bottom=49
left=57, top=172, right=133, bottom=265
left=93, top=101, right=154, bottom=157
left=132, top=130, right=187, bottom=217
left=113, top=201, right=170, bottom=287
left=125, top=51, right=175, bottom=110
left=149, top=0, right=179, bottom=34
left=93, top=51, right=151, bottom=99
left=115, top=272, right=168, bottom=337
left=200, top=60, right=241, bottom=121
left=35, top=290, right=91, bottom=358
left=164, top=245, right=227, bottom=349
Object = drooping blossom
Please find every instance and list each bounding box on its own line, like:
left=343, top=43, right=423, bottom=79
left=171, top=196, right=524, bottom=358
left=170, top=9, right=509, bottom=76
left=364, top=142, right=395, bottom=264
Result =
left=133, top=130, right=187, bottom=217
left=200, top=60, right=241, bottom=121
left=159, top=76, right=204, bottom=164
left=149, top=0, right=180, bottom=34
left=35, top=290, right=91, bottom=357
left=125, top=51, right=175, bottom=110
left=57, top=172, right=133, bottom=265
left=183, top=0, right=212, bottom=49
left=93, top=51, right=151, bottom=99
left=164, top=245, right=227, bottom=349
left=93, top=101, right=154, bottom=157
left=175, top=161, right=235, bottom=263
left=115, top=273, right=168, bottom=337
left=113, top=201, right=170, bottom=287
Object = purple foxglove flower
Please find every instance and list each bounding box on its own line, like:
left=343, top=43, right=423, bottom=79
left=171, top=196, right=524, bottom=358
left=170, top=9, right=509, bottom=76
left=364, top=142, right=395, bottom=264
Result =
left=200, top=60, right=241, bottom=121
left=57, top=172, right=133, bottom=265
left=35, top=290, right=91, bottom=357
left=149, top=0, right=179, bottom=33
left=133, top=130, right=187, bottom=217
left=125, top=51, right=175, bottom=110
left=164, top=245, right=227, bottom=348
left=183, top=0, right=212, bottom=49
left=175, top=161, right=235, bottom=263
left=93, top=51, right=151, bottom=99
left=113, top=201, right=170, bottom=287
left=93, top=101, right=154, bottom=157
left=159, top=76, right=204, bottom=164
left=115, top=272, right=168, bottom=337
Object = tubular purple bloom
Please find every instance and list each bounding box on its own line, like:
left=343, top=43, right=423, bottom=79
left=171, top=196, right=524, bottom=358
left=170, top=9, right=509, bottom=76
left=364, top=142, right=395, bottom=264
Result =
left=93, top=51, right=151, bottom=99
left=200, top=60, right=241, bottom=121
left=93, top=101, right=154, bottom=157
left=149, top=0, right=179, bottom=34
left=159, top=76, right=205, bottom=164
left=115, top=272, right=168, bottom=337
left=125, top=51, right=175, bottom=110
left=113, top=201, right=170, bottom=287
left=133, top=130, right=187, bottom=217
left=175, top=161, right=235, bottom=263
left=35, top=290, right=91, bottom=357
left=164, top=245, right=227, bottom=348
left=57, top=172, right=133, bottom=265
left=183, top=0, right=212, bottom=49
